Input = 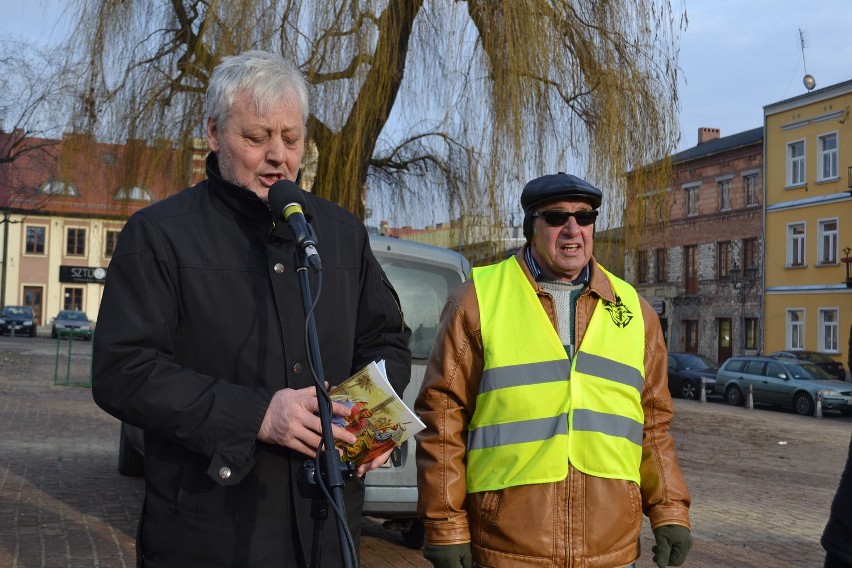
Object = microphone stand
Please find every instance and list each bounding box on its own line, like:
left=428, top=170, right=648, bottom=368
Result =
left=294, top=249, right=357, bottom=568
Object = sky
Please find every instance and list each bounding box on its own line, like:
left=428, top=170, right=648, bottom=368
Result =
left=675, top=0, right=852, bottom=150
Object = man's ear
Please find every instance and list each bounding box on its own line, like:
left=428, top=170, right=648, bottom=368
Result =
left=206, top=117, right=220, bottom=152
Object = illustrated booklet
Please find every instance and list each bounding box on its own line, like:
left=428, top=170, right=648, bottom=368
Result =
left=329, top=360, right=425, bottom=466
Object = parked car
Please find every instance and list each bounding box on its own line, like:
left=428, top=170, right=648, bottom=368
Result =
left=116, top=234, right=471, bottom=549
left=0, top=305, right=37, bottom=337
left=716, top=355, right=852, bottom=416
left=51, top=310, right=94, bottom=340
left=767, top=350, right=847, bottom=382
left=667, top=352, right=719, bottom=400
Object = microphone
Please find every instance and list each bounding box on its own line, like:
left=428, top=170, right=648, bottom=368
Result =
left=268, top=179, right=322, bottom=270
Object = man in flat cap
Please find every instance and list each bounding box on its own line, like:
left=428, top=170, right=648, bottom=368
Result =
left=415, top=173, right=692, bottom=568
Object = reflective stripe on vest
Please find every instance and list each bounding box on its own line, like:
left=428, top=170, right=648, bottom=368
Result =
left=467, top=257, right=645, bottom=492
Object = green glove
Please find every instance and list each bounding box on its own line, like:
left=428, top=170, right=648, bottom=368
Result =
left=422, top=542, right=473, bottom=568
left=652, top=525, right=693, bottom=567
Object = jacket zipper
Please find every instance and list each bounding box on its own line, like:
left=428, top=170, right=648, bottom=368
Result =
left=381, top=273, right=406, bottom=332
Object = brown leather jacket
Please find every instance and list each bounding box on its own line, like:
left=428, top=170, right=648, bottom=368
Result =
left=415, top=249, right=691, bottom=567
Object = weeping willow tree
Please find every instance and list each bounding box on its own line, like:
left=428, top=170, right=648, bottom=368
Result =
left=62, top=0, right=684, bottom=263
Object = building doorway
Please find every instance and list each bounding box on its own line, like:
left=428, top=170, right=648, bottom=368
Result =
left=717, top=318, right=732, bottom=363
left=23, top=286, right=44, bottom=326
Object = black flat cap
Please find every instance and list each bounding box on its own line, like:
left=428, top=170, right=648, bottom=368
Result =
left=521, top=172, right=603, bottom=211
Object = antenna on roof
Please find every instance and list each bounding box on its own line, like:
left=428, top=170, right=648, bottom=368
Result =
left=799, top=28, right=816, bottom=91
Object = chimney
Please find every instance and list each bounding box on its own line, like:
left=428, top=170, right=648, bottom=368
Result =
left=698, top=127, right=720, bottom=144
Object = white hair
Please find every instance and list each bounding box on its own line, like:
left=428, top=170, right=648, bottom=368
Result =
left=206, top=50, right=309, bottom=129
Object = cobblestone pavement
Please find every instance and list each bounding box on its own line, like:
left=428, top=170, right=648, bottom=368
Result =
left=1, top=335, right=850, bottom=567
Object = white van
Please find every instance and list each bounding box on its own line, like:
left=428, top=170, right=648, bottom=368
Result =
left=117, top=234, right=471, bottom=549
left=361, top=235, right=470, bottom=547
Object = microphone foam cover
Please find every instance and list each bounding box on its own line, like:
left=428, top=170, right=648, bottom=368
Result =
left=268, top=179, right=305, bottom=216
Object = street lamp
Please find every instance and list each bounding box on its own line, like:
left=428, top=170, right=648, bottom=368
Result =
left=730, top=262, right=759, bottom=355
left=841, top=247, right=852, bottom=288
left=0, top=206, right=16, bottom=309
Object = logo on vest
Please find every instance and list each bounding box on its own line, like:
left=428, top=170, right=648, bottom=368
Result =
left=603, top=296, right=633, bottom=328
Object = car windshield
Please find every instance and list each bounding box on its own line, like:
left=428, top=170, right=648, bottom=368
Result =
left=2, top=306, right=33, bottom=317
left=60, top=311, right=88, bottom=321
left=786, top=362, right=834, bottom=381
left=675, top=354, right=717, bottom=370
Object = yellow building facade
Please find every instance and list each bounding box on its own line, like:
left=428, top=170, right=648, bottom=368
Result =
left=763, top=79, right=852, bottom=373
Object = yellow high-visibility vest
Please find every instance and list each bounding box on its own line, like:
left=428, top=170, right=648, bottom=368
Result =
left=467, top=256, right=645, bottom=493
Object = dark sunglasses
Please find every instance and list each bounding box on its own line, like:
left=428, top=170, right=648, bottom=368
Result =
left=532, top=209, right=598, bottom=227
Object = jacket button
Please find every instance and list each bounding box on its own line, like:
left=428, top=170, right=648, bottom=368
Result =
left=293, top=363, right=303, bottom=374
left=273, top=263, right=285, bottom=274
left=218, top=467, right=231, bottom=480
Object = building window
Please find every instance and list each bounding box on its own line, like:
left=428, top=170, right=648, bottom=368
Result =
left=786, top=223, right=805, bottom=267
left=655, top=248, right=667, bottom=283
left=787, top=309, right=805, bottom=350
left=787, top=140, right=805, bottom=186
left=25, top=226, right=46, bottom=254
left=744, top=318, right=758, bottom=351
left=743, top=237, right=758, bottom=270
left=39, top=180, right=79, bottom=197
left=744, top=173, right=759, bottom=207
left=66, top=228, right=87, bottom=256
left=640, top=196, right=653, bottom=225
left=718, top=178, right=732, bottom=211
left=683, top=320, right=698, bottom=353
left=684, top=185, right=698, bottom=216
left=817, top=132, right=838, bottom=181
left=114, top=186, right=153, bottom=202
left=64, top=287, right=84, bottom=311
left=717, top=241, right=731, bottom=280
left=104, top=230, right=121, bottom=257
left=818, top=308, right=839, bottom=352
left=818, top=219, right=838, bottom=265
left=684, top=245, right=698, bottom=294
left=637, top=250, right=649, bottom=283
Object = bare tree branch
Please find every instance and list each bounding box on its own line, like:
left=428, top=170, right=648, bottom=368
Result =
left=57, top=0, right=684, bottom=238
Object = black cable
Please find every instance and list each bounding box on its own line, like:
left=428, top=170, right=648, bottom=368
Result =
left=304, top=268, right=359, bottom=567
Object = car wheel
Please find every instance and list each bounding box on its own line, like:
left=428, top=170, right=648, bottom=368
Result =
left=118, top=423, right=145, bottom=476
left=401, top=518, right=425, bottom=549
left=680, top=380, right=698, bottom=400
left=793, top=393, right=814, bottom=416
left=726, top=384, right=745, bottom=407
left=51, top=329, right=57, bottom=339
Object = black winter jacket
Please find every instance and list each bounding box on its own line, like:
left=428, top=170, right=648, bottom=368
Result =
left=823, top=433, right=852, bottom=566
left=92, top=154, right=411, bottom=567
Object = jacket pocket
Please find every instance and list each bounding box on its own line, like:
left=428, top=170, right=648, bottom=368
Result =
left=469, top=482, right=560, bottom=558
left=580, top=476, right=642, bottom=557
left=173, top=453, right=264, bottom=527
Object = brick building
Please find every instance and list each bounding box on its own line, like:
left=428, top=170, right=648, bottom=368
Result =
left=0, top=130, right=205, bottom=325
left=625, top=127, right=764, bottom=364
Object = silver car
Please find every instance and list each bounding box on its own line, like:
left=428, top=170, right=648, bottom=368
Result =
left=716, top=355, right=852, bottom=416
